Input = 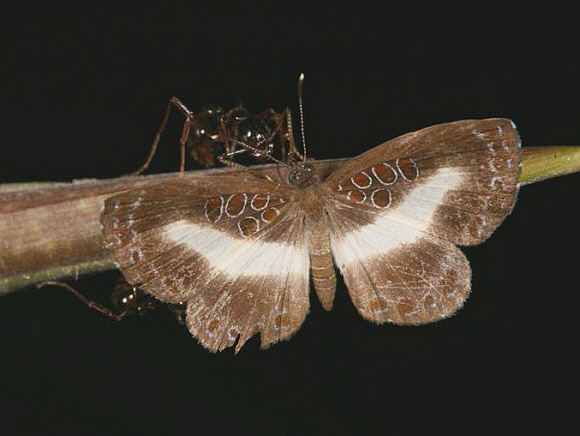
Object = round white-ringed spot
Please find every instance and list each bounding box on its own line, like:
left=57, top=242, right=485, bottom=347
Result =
left=225, top=193, right=247, bottom=217
left=238, top=216, right=260, bottom=237
left=346, top=189, right=366, bottom=204
left=204, top=196, right=224, bottom=223
left=370, top=189, right=391, bottom=208
left=261, top=207, right=280, bottom=223
left=250, top=194, right=269, bottom=211
left=351, top=171, right=372, bottom=189
left=396, top=157, right=419, bottom=181
left=372, top=162, right=397, bottom=185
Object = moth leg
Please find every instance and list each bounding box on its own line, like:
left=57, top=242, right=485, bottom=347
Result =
left=130, top=96, right=195, bottom=175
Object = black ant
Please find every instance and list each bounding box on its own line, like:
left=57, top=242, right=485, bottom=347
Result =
left=37, top=278, right=186, bottom=325
left=132, top=99, right=300, bottom=174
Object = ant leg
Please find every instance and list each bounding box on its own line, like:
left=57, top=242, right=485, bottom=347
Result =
left=37, top=280, right=128, bottom=321
left=174, top=100, right=194, bottom=173
left=217, top=147, right=251, bottom=169
left=130, top=97, right=194, bottom=176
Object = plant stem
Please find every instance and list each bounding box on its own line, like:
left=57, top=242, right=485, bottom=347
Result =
left=1, top=147, right=579, bottom=294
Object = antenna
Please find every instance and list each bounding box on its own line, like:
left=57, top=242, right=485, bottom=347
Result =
left=285, top=73, right=316, bottom=187
left=297, top=73, right=307, bottom=159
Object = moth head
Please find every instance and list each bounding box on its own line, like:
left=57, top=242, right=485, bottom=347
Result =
left=288, top=162, right=315, bottom=187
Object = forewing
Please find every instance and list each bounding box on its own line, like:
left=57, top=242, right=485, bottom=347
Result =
left=324, top=119, right=521, bottom=324
left=101, top=174, right=310, bottom=352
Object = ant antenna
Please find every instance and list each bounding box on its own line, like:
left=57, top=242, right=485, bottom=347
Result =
left=297, top=73, right=307, bottom=160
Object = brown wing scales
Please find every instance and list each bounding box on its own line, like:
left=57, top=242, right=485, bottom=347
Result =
left=325, top=119, right=521, bottom=324
left=101, top=175, right=310, bottom=352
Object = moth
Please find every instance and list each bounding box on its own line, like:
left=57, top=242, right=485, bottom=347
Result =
left=101, top=118, right=521, bottom=352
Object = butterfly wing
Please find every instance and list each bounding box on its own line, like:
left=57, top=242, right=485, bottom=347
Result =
left=101, top=174, right=309, bottom=352
left=322, top=119, right=521, bottom=324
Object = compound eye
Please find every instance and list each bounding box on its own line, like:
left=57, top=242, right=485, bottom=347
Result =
left=288, top=170, right=299, bottom=185
left=287, top=163, right=314, bottom=186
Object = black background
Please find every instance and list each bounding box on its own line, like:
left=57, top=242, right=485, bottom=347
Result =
left=1, top=3, right=578, bottom=434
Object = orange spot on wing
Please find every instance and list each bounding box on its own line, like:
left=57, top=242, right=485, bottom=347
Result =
left=226, top=194, right=246, bottom=216
left=238, top=217, right=259, bottom=237
left=261, top=207, right=280, bottom=223
left=251, top=194, right=269, bottom=210
left=347, top=190, right=366, bottom=204
left=397, top=158, right=419, bottom=181
left=352, top=171, right=372, bottom=188
left=373, top=163, right=397, bottom=184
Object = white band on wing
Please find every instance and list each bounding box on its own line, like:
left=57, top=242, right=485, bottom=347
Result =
left=330, top=167, right=464, bottom=268
left=161, top=220, right=309, bottom=277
